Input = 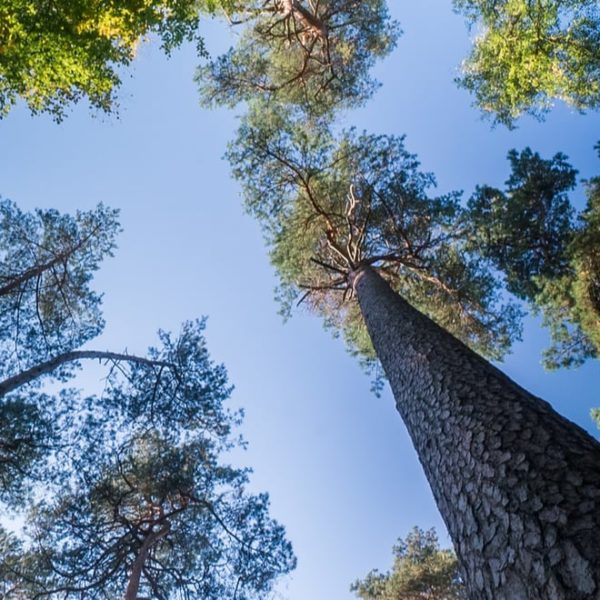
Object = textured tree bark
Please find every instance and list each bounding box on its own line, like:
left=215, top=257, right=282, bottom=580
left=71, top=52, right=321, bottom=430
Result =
left=351, top=265, right=600, bottom=599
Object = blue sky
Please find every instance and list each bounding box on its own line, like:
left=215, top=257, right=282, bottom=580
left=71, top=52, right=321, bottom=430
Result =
left=1, top=1, right=599, bottom=598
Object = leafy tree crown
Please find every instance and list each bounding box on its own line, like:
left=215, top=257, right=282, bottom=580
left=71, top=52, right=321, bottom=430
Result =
left=227, top=104, right=522, bottom=373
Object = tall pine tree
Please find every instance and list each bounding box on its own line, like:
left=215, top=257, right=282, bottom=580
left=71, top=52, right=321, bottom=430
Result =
left=199, top=1, right=600, bottom=595
left=225, top=107, right=600, bottom=597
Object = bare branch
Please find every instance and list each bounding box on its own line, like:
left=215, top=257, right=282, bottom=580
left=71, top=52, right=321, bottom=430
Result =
left=0, top=351, right=175, bottom=397
left=309, top=256, right=346, bottom=274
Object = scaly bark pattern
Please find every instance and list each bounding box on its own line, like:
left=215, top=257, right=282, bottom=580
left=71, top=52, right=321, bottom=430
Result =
left=351, top=265, right=600, bottom=599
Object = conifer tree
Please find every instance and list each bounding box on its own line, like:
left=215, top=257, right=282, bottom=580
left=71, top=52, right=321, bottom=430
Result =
left=467, top=146, right=600, bottom=369
left=197, top=0, right=399, bottom=114
left=228, top=105, right=521, bottom=367
left=351, top=527, right=465, bottom=600
left=0, top=200, right=116, bottom=504
left=3, top=321, right=296, bottom=598
left=199, top=1, right=600, bottom=595
left=224, top=107, right=600, bottom=597
left=0, top=200, right=176, bottom=505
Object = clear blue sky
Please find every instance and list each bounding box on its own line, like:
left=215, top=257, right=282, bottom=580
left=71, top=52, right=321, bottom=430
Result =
left=1, top=2, right=599, bottom=598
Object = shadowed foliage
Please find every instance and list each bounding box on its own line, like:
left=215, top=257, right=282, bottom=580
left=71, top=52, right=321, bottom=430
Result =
left=0, top=200, right=119, bottom=374
left=3, top=321, right=296, bottom=599
left=0, top=200, right=295, bottom=596
left=0, top=200, right=118, bottom=505
left=467, top=146, right=600, bottom=369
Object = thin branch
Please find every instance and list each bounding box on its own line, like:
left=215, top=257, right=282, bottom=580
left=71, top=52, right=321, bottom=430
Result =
left=310, top=257, right=347, bottom=274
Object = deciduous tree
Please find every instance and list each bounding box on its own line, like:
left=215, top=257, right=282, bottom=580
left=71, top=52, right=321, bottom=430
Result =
left=0, top=0, right=219, bottom=119
left=454, top=0, right=600, bottom=125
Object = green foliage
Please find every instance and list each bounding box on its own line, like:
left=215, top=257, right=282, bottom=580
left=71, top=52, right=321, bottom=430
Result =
left=0, top=200, right=119, bottom=505
left=0, top=0, right=217, bottom=119
left=455, top=0, right=600, bottom=125
left=351, top=527, right=466, bottom=600
left=0, top=202, right=295, bottom=595
left=467, top=146, right=600, bottom=368
left=0, top=527, right=25, bottom=597
left=568, top=168, right=600, bottom=350
left=0, top=200, right=119, bottom=373
left=0, top=394, right=56, bottom=505
left=228, top=104, right=522, bottom=369
left=9, top=321, right=296, bottom=598
left=467, top=148, right=577, bottom=299
left=197, top=0, right=399, bottom=114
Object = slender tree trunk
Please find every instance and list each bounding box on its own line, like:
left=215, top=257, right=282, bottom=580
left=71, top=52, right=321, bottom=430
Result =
left=351, top=265, right=600, bottom=599
left=124, top=522, right=170, bottom=600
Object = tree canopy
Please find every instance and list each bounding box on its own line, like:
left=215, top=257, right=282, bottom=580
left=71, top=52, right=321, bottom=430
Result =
left=467, top=146, right=600, bottom=369
left=227, top=104, right=522, bottom=372
left=0, top=202, right=294, bottom=600
left=0, top=200, right=199, bottom=506
left=197, top=0, right=399, bottom=114
left=0, top=199, right=119, bottom=373
left=0, top=0, right=221, bottom=119
left=455, top=0, right=600, bottom=125
left=2, top=321, right=296, bottom=599
left=351, top=527, right=465, bottom=600
left=0, top=200, right=119, bottom=504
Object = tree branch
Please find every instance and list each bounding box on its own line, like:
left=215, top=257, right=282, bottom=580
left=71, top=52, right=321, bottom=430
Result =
left=0, top=223, right=103, bottom=298
left=0, top=351, right=175, bottom=397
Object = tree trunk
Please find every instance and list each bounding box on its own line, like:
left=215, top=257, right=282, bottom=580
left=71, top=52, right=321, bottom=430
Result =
left=278, top=0, right=328, bottom=39
left=350, top=265, right=600, bottom=599
left=124, top=522, right=170, bottom=600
